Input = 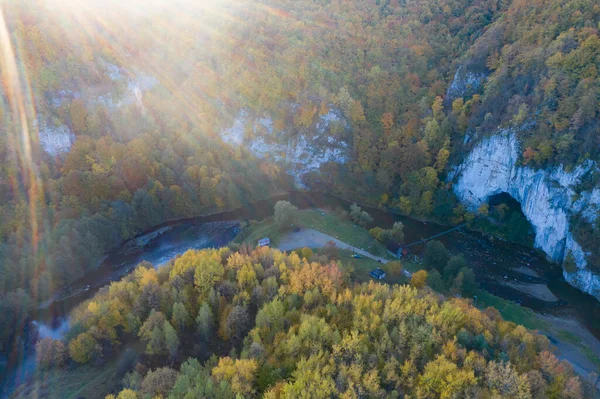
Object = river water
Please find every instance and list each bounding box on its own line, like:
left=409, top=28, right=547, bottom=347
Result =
left=3, top=191, right=600, bottom=396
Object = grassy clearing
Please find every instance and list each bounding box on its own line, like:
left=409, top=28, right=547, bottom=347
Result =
left=235, top=217, right=282, bottom=246
left=332, top=249, right=407, bottom=285
left=474, top=289, right=549, bottom=331
left=11, top=344, right=141, bottom=399
left=556, top=329, right=584, bottom=345
left=402, top=261, right=425, bottom=274
left=297, top=209, right=390, bottom=257
left=582, top=347, right=600, bottom=367
left=236, top=208, right=390, bottom=258
left=13, top=364, right=122, bottom=399
left=340, top=250, right=385, bottom=283
left=554, top=330, right=600, bottom=368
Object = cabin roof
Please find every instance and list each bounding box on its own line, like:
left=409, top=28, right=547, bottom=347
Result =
left=369, top=268, right=386, bottom=278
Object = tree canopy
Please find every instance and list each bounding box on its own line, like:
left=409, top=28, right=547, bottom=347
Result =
left=34, top=245, right=587, bottom=398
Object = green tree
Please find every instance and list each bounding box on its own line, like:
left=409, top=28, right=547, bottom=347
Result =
left=255, top=299, right=285, bottom=341
left=443, top=255, right=468, bottom=282
left=424, top=240, right=450, bottom=272
left=274, top=200, right=299, bottom=230
left=146, top=326, right=165, bottom=356
left=349, top=204, right=373, bottom=227
left=427, top=270, right=446, bottom=293
left=370, top=222, right=404, bottom=244
left=390, top=221, right=405, bottom=242
left=453, top=267, right=478, bottom=296
left=163, top=321, right=179, bottom=360
left=279, top=353, right=336, bottom=398
left=139, top=310, right=166, bottom=341
left=169, top=358, right=235, bottom=398
left=196, top=301, right=214, bottom=341
left=172, top=302, right=190, bottom=332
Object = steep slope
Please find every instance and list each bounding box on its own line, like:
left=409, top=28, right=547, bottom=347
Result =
left=448, top=0, right=600, bottom=297
left=219, top=108, right=350, bottom=185
left=452, top=130, right=600, bottom=299
left=1, top=0, right=599, bottom=330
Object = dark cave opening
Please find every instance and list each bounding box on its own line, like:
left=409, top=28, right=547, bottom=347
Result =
left=479, top=192, right=535, bottom=245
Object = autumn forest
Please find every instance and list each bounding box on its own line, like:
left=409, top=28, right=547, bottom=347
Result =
left=1, top=0, right=600, bottom=397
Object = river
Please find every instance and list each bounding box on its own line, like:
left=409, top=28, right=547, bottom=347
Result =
left=3, top=191, right=600, bottom=396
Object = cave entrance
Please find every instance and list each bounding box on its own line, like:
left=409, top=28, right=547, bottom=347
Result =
left=483, top=192, right=535, bottom=245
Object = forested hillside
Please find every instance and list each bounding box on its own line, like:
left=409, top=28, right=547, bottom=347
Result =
left=1, top=0, right=599, bottom=368
left=464, top=0, right=600, bottom=168
left=24, top=246, right=589, bottom=398
left=0, top=0, right=292, bottom=353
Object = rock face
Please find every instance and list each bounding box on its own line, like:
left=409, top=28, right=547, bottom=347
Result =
left=451, top=130, right=600, bottom=299
left=38, top=63, right=157, bottom=156
left=38, top=122, right=75, bottom=155
left=220, top=108, right=349, bottom=185
left=446, top=65, right=487, bottom=102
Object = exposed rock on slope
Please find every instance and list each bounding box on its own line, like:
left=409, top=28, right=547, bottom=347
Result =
left=446, top=65, right=487, bottom=102
left=38, top=121, right=75, bottom=156
left=451, top=130, right=600, bottom=300
left=220, top=108, right=349, bottom=185
left=38, top=64, right=157, bottom=155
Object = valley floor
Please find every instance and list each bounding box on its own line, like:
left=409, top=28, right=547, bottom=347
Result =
left=540, top=314, right=600, bottom=384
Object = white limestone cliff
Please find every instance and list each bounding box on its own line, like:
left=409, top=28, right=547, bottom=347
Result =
left=38, top=121, right=75, bottom=156
left=451, top=130, right=600, bottom=299
left=446, top=66, right=487, bottom=101
left=38, top=63, right=157, bottom=155
left=220, top=108, right=349, bottom=185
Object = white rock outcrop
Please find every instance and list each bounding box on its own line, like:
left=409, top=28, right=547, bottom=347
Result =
left=39, top=64, right=157, bottom=155
left=220, top=108, right=349, bottom=185
left=452, top=130, right=600, bottom=299
left=38, top=122, right=75, bottom=155
left=446, top=66, right=487, bottom=101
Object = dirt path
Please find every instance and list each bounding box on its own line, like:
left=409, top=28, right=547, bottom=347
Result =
left=277, top=228, right=388, bottom=262
left=538, top=314, right=600, bottom=383
left=277, top=228, right=413, bottom=278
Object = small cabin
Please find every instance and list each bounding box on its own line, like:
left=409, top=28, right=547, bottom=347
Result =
left=258, top=237, right=270, bottom=247
left=369, top=268, right=387, bottom=280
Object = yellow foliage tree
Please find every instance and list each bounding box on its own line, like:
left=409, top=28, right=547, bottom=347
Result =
left=68, top=332, right=98, bottom=364
left=411, top=270, right=428, bottom=289
left=417, top=355, right=476, bottom=398
left=139, top=268, right=158, bottom=287
left=212, top=357, right=258, bottom=396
